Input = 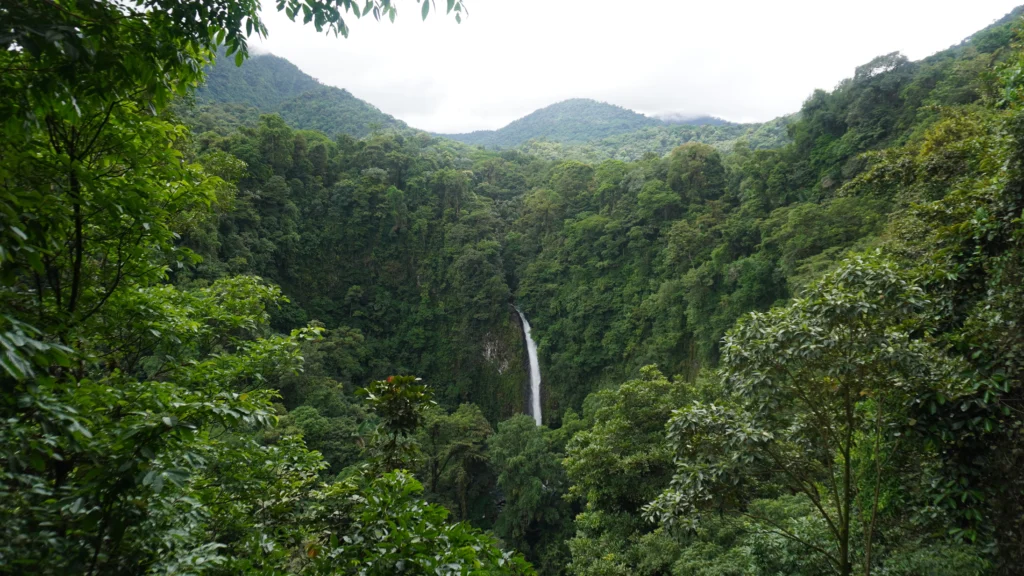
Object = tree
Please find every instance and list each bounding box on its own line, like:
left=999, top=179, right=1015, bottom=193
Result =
left=647, top=256, right=970, bottom=576
left=490, top=415, right=574, bottom=573
left=306, top=470, right=532, bottom=575
left=563, top=366, right=687, bottom=575
left=359, top=374, right=434, bottom=471
left=665, top=143, right=726, bottom=203
left=416, top=403, right=495, bottom=522
left=0, top=277, right=324, bottom=573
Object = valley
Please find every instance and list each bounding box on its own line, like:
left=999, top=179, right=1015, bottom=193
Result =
left=4, top=1, right=1024, bottom=575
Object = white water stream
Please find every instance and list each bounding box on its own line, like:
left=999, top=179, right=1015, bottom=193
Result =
left=516, top=308, right=542, bottom=426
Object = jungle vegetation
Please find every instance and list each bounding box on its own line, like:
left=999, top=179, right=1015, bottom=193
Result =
left=195, top=51, right=407, bottom=137
left=3, top=1, right=1024, bottom=575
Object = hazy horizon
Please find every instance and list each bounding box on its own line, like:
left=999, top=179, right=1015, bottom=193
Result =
left=250, top=0, right=1023, bottom=133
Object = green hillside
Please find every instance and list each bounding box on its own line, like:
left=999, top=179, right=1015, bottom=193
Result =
left=519, top=114, right=795, bottom=162
left=442, top=98, right=664, bottom=147
left=171, top=12, right=1024, bottom=570
left=7, top=1, right=1024, bottom=575
left=195, top=52, right=406, bottom=137
left=197, top=52, right=321, bottom=109
left=195, top=54, right=785, bottom=160
left=443, top=98, right=792, bottom=160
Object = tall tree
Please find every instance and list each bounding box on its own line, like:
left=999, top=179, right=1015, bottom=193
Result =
left=490, top=414, right=575, bottom=573
left=646, top=257, right=975, bottom=576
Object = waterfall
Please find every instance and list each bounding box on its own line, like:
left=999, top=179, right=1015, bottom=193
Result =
left=516, top=308, right=542, bottom=426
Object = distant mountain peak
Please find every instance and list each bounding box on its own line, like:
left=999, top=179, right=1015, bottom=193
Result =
left=195, top=51, right=404, bottom=138
left=440, top=98, right=663, bottom=148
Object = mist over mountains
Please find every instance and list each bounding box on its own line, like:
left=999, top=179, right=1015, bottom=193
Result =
left=654, top=112, right=732, bottom=126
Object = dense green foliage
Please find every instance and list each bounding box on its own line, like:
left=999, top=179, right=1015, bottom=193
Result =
left=490, top=414, right=580, bottom=573
left=633, top=91, right=1024, bottom=572
left=198, top=58, right=792, bottom=161
left=519, top=115, right=794, bottom=162
left=0, top=0, right=530, bottom=574
left=5, top=0, right=1024, bottom=575
left=200, top=52, right=323, bottom=110
left=195, top=53, right=407, bottom=137
left=183, top=114, right=537, bottom=422
left=542, top=10, right=1024, bottom=576
left=509, top=11, right=1019, bottom=415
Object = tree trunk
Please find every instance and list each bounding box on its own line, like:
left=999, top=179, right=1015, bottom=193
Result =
left=841, top=380, right=854, bottom=576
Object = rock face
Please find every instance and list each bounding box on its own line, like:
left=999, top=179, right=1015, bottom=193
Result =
left=463, top=307, right=529, bottom=423
left=482, top=336, right=511, bottom=374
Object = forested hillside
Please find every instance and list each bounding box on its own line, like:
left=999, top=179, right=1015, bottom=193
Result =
left=183, top=114, right=537, bottom=422
left=198, top=51, right=321, bottom=109
left=198, top=54, right=790, bottom=160
left=504, top=9, right=1024, bottom=574
left=0, top=0, right=532, bottom=573
left=181, top=7, right=1024, bottom=572
left=194, top=52, right=407, bottom=137
left=4, top=1, right=1024, bottom=575
left=442, top=98, right=792, bottom=159
left=519, top=114, right=794, bottom=162
left=443, top=98, right=665, bottom=147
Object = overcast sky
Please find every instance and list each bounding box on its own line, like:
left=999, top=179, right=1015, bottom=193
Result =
left=251, top=0, right=1022, bottom=133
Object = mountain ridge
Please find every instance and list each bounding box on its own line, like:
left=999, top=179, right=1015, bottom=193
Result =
left=437, top=98, right=747, bottom=148
left=196, top=52, right=406, bottom=138
left=196, top=53, right=767, bottom=154
left=438, top=98, right=663, bottom=147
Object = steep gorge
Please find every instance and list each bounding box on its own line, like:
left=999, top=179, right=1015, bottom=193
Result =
left=185, top=6, right=1021, bottom=427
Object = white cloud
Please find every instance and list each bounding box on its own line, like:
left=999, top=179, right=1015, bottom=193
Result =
left=251, top=0, right=1022, bottom=133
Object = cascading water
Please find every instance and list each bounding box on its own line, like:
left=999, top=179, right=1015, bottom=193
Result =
left=516, top=308, right=542, bottom=426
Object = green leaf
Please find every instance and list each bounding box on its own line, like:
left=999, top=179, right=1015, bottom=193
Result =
left=25, top=251, right=43, bottom=274
left=421, top=0, right=429, bottom=20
